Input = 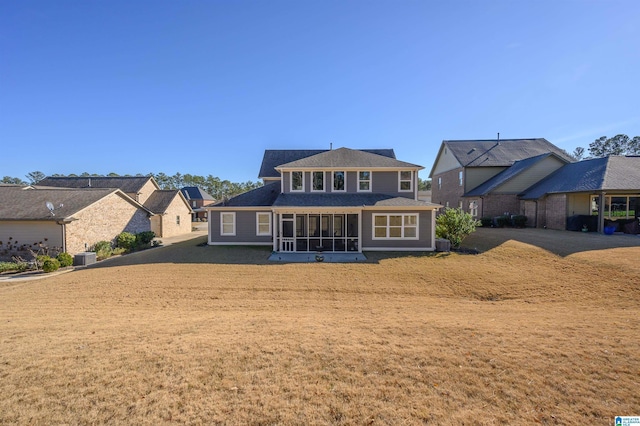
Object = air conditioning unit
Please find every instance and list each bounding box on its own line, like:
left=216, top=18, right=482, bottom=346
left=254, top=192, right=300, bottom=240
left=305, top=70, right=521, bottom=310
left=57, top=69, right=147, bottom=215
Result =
left=74, top=252, right=97, bottom=266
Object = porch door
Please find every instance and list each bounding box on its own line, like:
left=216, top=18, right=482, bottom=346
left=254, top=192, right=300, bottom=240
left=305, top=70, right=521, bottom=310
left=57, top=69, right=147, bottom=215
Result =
left=280, top=214, right=295, bottom=252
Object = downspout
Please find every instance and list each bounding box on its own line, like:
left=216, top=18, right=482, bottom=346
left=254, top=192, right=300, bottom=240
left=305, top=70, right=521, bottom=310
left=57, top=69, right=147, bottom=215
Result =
left=56, top=220, right=67, bottom=253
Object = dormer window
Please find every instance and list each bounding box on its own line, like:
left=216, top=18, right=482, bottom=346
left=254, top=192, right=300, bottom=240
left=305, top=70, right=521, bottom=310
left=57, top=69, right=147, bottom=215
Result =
left=291, top=171, right=304, bottom=192
left=333, top=171, right=345, bottom=192
left=399, top=171, right=413, bottom=192
left=312, top=171, right=324, bottom=191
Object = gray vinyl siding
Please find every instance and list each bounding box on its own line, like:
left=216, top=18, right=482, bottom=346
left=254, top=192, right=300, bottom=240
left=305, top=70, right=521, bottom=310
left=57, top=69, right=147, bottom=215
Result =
left=466, top=167, right=506, bottom=193
left=361, top=210, right=434, bottom=250
left=209, top=210, right=273, bottom=244
left=282, top=170, right=416, bottom=199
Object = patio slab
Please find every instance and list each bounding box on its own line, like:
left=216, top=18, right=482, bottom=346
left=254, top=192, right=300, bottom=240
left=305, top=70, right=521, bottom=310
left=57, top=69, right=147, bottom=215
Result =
left=268, top=252, right=367, bottom=263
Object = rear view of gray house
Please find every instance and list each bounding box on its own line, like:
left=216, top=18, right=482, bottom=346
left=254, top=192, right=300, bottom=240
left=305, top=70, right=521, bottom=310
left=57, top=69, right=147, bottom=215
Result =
left=206, top=148, right=441, bottom=254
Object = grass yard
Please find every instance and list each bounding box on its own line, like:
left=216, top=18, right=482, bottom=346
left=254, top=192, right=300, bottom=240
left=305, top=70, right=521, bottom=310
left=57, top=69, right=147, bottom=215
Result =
left=1, top=229, right=639, bottom=424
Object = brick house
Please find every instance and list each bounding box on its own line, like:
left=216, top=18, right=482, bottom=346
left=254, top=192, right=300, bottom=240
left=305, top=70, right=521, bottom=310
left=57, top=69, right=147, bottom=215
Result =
left=38, top=176, right=192, bottom=238
left=180, top=187, right=215, bottom=221
left=0, top=186, right=152, bottom=257
left=429, top=138, right=574, bottom=219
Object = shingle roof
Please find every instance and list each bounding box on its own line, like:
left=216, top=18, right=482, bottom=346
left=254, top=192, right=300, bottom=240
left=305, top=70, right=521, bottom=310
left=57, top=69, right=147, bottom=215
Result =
left=259, top=149, right=396, bottom=179
left=143, top=190, right=190, bottom=214
left=209, top=182, right=280, bottom=207
left=180, top=186, right=215, bottom=201
left=439, top=138, right=573, bottom=169
left=276, top=147, right=421, bottom=170
left=272, top=192, right=439, bottom=208
left=0, top=187, right=135, bottom=221
left=38, top=176, right=157, bottom=193
left=465, top=153, right=555, bottom=197
left=520, top=156, right=640, bottom=199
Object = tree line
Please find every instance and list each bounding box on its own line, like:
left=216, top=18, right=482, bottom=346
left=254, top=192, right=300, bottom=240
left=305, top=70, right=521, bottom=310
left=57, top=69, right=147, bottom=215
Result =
left=573, top=134, right=640, bottom=160
left=0, top=171, right=263, bottom=200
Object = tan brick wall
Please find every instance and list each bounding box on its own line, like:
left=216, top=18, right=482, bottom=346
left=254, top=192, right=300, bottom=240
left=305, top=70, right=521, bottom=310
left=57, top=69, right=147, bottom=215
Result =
left=65, top=192, right=151, bottom=254
left=155, top=197, right=192, bottom=238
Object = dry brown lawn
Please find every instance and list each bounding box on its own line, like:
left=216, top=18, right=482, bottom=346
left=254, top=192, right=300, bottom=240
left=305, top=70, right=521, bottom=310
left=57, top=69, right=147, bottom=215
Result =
left=1, top=229, right=639, bottom=424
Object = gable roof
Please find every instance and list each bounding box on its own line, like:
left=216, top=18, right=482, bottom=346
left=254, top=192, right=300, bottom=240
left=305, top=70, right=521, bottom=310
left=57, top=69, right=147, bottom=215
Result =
left=259, top=149, right=396, bottom=179
left=38, top=176, right=158, bottom=193
left=276, top=147, right=421, bottom=170
left=429, top=138, right=573, bottom=177
left=465, top=153, right=558, bottom=197
left=181, top=186, right=215, bottom=201
left=143, top=190, right=191, bottom=214
left=0, top=187, right=150, bottom=221
left=209, top=182, right=279, bottom=207
left=520, top=156, right=640, bottom=200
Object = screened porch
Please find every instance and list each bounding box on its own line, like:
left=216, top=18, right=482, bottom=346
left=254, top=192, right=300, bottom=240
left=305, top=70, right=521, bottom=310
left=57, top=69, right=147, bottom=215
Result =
left=274, top=213, right=361, bottom=253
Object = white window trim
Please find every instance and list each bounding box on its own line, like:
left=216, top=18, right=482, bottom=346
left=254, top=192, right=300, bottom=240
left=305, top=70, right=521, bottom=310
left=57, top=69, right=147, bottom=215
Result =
left=256, top=212, right=272, bottom=236
left=311, top=171, right=325, bottom=192
left=470, top=200, right=478, bottom=217
left=332, top=171, right=346, bottom=192
left=459, top=170, right=464, bottom=187
left=220, top=212, right=236, bottom=236
left=372, top=213, right=419, bottom=240
left=358, top=170, right=372, bottom=192
left=398, top=171, right=414, bottom=192
left=290, top=171, right=305, bottom=192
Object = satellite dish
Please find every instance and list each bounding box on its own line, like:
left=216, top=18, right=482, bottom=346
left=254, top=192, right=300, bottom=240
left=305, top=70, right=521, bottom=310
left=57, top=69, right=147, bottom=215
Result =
left=45, top=201, right=62, bottom=216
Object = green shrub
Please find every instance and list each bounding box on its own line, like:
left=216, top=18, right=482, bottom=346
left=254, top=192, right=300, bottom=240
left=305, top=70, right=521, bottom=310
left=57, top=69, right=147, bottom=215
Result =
left=0, top=261, right=27, bottom=273
left=495, top=215, right=510, bottom=228
left=42, top=258, right=60, bottom=273
left=436, top=207, right=481, bottom=249
left=512, top=215, right=528, bottom=228
left=135, top=231, right=155, bottom=246
left=480, top=217, right=492, bottom=227
left=116, top=232, right=136, bottom=251
left=91, top=241, right=113, bottom=260
left=36, top=254, right=51, bottom=269
left=56, top=252, right=73, bottom=267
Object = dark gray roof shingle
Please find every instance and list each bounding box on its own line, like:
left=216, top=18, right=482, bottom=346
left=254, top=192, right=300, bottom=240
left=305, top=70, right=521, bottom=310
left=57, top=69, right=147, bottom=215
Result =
left=143, top=190, right=189, bottom=214
left=272, top=192, right=439, bottom=208
left=38, top=176, right=156, bottom=193
left=0, top=187, right=131, bottom=220
left=180, top=186, right=215, bottom=201
left=440, top=138, right=574, bottom=169
left=259, top=149, right=396, bottom=179
left=277, top=147, right=421, bottom=170
left=209, top=182, right=279, bottom=207
left=520, top=156, right=640, bottom=199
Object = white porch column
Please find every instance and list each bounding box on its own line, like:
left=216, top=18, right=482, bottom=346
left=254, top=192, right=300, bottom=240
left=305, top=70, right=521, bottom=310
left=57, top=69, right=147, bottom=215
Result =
left=358, top=212, right=362, bottom=253
left=272, top=212, right=278, bottom=252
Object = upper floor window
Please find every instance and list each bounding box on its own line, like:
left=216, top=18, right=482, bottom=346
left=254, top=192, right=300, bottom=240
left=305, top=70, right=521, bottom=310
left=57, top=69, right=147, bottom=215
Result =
left=399, top=171, right=413, bottom=192
left=312, top=171, right=324, bottom=191
left=192, top=201, right=197, bottom=207
left=291, top=171, right=304, bottom=191
left=358, top=171, right=371, bottom=192
left=438, top=177, right=442, bottom=190
left=459, top=170, right=464, bottom=186
left=333, top=171, right=345, bottom=192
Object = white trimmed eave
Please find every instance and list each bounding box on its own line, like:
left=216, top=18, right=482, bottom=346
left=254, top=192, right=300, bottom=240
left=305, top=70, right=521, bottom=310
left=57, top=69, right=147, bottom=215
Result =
left=275, top=166, right=424, bottom=173
left=272, top=206, right=362, bottom=214
left=205, top=206, right=273, bottom=211
left=362, top=205, right=442, bottom=211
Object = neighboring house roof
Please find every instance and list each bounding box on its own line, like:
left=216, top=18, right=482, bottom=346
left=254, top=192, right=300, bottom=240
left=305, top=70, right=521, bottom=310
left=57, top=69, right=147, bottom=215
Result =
left=272, top=192, right=439, bottom=208
left=259, top=149, right=396, bottom=179
left=0, top=187, right=150, bottom=221
left=276, top=147, right=421, bottom=170
left=144, top=190, right=192, bottom=214
left=209, top=182, right=280, bottom=207
left=465, top=153, right=556, bottom=197
left=37, top=176, right=158, bottom=193
left=520, top=156, right=640, bottom=200
left=429, top=138, right=573, bottom=177
left=180, top=186, right=215, bottom=201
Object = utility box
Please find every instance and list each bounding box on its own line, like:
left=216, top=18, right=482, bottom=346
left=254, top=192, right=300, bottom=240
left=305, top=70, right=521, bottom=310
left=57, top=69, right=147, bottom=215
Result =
left=435, top=238, right=451, bottom=252
left=74, top=252, right=97, bottom=266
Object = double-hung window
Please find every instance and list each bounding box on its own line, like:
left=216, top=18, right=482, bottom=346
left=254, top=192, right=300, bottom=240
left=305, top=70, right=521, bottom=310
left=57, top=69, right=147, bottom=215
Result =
left=333, top=171, right=346, bottom=192
left=373, top=214, right=418, bottom=239
left=399, top=171, right=413, bottom=192
left=291, top=171, right=304, bottom=192
left=256, top=212, right=271, bottom=236
left=459, top=170, right=464, bottom=187
left=312, top=171, right=324, bottom=192
left=358, top=171, right=371, bottom=192
left=220, top=212, right=236, bottom=236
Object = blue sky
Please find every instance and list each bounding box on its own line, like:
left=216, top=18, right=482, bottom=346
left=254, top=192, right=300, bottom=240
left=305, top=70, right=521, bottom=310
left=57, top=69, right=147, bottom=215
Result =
left=2, top=0, right=639, bottom=183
